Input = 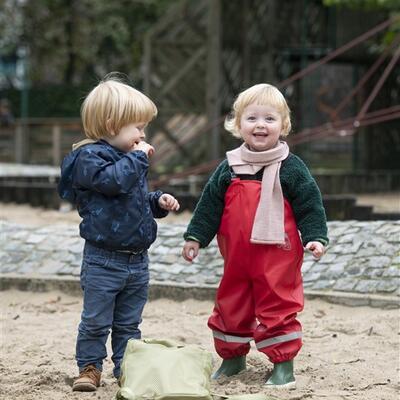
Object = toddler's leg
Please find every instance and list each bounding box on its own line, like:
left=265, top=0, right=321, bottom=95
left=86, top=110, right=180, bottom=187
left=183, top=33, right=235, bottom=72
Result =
left=208, top=273, right=255, bottom=360
left=74, top=250, right=122, bottom=391
left=265, top=360, right=296, bottom=389
left=208, top=257, right=256, bottom=378
left=252, top=259, right=303, bottom=364
left=251, top=245, right=303, bottom=388
left=76, top=266, right=115, bottom=371
left=111, top=252, right=149, bottom=379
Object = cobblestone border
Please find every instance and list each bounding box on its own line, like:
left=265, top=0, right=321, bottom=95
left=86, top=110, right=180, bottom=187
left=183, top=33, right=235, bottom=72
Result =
left=1, top=273, right=398, bottom=309
left=1, top=220, right=399, bottom=307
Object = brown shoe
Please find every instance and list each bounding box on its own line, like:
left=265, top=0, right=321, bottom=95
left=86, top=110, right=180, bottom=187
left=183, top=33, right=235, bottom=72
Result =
left=72, top=365, right=101, bottom=392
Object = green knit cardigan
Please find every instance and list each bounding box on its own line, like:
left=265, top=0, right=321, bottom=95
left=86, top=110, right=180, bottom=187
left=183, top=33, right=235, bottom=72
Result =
left=184, top=153, right=329, bottom=248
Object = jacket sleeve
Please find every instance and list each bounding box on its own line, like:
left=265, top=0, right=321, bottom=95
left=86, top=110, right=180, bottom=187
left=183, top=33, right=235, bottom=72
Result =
left=148, top=190, right=169, bottom=218
left=285, top=156, right=329, bottom=246
left=73, top=148, right=149, bottom=196
left=183, top=160, right=231, bottom=248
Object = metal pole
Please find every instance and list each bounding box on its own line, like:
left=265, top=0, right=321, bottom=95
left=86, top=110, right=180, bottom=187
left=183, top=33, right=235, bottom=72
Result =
left=18, top=46, right=29, bottom=163
left=333, top=37, right=398, bottom=119
left=354, top=45, right=400, bottom=126
left=19, top=46, right=29, bottom=122
left=278, top=16, right=397, bottom=89
left=352, top=65, right=360, bottom=171
left=289, top=107, right=400, bottom=146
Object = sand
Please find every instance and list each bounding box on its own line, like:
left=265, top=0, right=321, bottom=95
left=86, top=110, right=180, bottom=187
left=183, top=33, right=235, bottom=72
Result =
left=1, top=289, right=399, bottom=400
left=0, top=202, right=399, bottom=399
left=0, top=202, right=192, bottom=226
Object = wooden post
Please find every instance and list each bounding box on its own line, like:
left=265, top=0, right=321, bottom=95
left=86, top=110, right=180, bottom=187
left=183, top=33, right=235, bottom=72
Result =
left=15, top=123, right=26, bottom=163
left=52, top=124, right=62, bottom=166
left=206, top=0, right=221, bottom=161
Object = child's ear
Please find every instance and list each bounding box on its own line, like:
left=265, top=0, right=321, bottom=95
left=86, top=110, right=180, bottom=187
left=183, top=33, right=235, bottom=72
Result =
left=106, top=119, right=116, bottom=136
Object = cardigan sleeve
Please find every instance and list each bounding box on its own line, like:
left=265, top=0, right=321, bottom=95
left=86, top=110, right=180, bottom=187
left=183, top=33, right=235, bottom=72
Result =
left=183, top=160, right=231, bottom=247
left=282, top=154, right=329, bottom=246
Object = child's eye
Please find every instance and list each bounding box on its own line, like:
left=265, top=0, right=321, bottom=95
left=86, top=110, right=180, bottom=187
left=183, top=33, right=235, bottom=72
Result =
left=266, top=117, right=275, bottom=122
left=247, top=116, right=256, bottom=121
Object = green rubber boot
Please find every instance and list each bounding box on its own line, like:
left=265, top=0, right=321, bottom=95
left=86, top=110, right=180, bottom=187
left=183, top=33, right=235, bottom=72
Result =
left=211, top=356, right=246, bottom=379
left=265, top=360, right=296, bottom=389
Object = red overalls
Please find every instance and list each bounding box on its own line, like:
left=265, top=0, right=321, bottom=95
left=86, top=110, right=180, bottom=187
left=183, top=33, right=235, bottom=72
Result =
left=208, top=178, right=304, bottom=363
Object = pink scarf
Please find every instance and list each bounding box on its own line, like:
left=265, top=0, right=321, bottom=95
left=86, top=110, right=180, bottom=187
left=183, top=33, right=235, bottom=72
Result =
left=226, top=141, right=289, bottom=244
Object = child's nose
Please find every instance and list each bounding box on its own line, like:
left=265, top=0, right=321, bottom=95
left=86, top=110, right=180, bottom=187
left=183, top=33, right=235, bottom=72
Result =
left=256, top=119, right=266, bottom=127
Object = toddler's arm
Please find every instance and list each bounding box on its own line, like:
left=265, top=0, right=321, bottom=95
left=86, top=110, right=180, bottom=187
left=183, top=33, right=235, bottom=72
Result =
left=284, top=155, right=328, bottom=246
left=183, top=160, right=230, bottom=247
left=132, top=141, right=155, bottom=157
left=74, top=148, right=149, bottom=196
left=158, top=193, right=180, bottom=211
left=182, top=240, right=200, bottom=262
left=305, top=241, right=325, bottom=259
left=148, top=192, right=180, bottom=218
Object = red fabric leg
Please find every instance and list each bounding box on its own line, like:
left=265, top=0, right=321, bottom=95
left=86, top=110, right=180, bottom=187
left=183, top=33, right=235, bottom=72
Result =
left=208, top=234, right=256, bottom=359
left=251, top=203, right=304, bottom=363
left=210, top=179, right=305, bottom=362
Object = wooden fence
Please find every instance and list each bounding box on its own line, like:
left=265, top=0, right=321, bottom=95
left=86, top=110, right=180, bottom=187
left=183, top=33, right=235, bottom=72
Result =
left=0, top=118, right=83, bottom=165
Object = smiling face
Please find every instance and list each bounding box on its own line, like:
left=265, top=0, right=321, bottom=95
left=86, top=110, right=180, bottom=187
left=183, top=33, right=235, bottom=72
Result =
left=106, top=122, right=147, bottom=152
left=239, top=103, right=283, bottom=152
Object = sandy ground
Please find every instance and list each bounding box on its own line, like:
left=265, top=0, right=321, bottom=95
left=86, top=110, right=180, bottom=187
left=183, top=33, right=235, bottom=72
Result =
left=0, top=191, right=399, bottom=227
left=355, top=192, right=400, bottom=213
left=0, top=289, right=399, bottom=400
left=0, top=202, right=192, bottom=226
left=0, top=202, right=399, bottom=399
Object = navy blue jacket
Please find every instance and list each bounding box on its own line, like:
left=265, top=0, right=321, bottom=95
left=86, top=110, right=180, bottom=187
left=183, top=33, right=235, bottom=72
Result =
left=58, top=140, right=168, bottom=251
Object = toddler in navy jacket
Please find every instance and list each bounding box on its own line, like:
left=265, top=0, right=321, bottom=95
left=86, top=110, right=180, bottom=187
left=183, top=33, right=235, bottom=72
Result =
left=58, top=75, right=179, bottom=392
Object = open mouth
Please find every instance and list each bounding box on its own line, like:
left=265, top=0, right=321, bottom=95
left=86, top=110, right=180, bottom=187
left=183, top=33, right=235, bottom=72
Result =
left=253, top=133, right=268, bottom=137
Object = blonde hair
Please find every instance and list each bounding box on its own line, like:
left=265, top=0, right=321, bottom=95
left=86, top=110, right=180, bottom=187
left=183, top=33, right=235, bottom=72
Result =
left=81, top=75, right=157, bottom=140
left=224, top=83, right=291, bottom=138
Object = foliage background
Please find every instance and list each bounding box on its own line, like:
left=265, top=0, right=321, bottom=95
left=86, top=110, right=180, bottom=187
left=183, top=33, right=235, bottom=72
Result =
left=0, top=0, right=173, bottom=116
left=0, top=0, right=398, bottom=118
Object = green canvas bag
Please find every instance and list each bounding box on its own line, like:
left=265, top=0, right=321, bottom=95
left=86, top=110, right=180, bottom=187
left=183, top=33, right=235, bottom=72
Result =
left=115, top=339, right=274, bottom=400
left=116, top=339, right=213, bottom=400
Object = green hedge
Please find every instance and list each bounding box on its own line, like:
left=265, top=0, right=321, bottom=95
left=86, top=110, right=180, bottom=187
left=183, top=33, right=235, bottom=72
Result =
left=1, top=84, right=93, bottom=118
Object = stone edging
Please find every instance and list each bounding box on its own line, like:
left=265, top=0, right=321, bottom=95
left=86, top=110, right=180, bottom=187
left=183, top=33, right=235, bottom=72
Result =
left=1, top=220, right=399, bottom=306
left=1, top=273, right=398, bottom=309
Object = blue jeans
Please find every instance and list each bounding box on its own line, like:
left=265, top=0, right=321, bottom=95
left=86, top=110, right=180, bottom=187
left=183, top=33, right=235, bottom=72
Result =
left=76, top=241, right=149, bottom=378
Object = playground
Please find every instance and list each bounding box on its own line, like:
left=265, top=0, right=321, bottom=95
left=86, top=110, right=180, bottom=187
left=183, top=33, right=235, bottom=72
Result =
left=0, top=204, right=399, bottom=400
left=1, top=288, right=398, bottom=400
left=1, top=2, right=399, bottom=400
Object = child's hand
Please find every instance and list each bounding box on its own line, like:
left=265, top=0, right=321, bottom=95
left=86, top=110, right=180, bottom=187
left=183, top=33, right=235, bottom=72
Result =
left=182, top=240, right=200, bottom=262
left=305, top=241, right=325, bottom=260
left=158, top=194, right=180, bottom=211
left=133, top=141, right=155, bottom=157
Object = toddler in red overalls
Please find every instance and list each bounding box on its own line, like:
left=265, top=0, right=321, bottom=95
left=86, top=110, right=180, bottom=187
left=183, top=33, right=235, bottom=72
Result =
left=182, top=83, right=328, bottom=389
